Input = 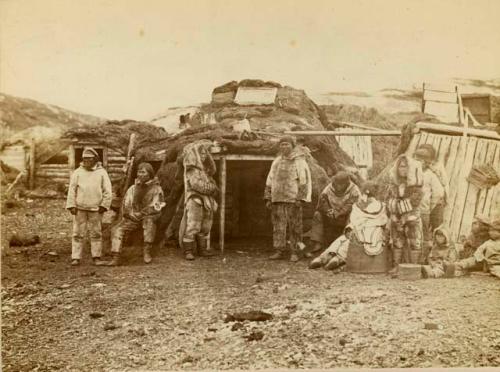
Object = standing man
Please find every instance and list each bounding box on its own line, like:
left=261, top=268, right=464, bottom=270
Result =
left=108, top=162, right=164, bottom=265
left=179, top=140, right=219, bottom=260
left=414, top=145, right=446, bottom=263
left=309, top=171, right=360, bottom=255
left=264, top=136, right=312, bottom=262
left=66, top=147, right=112, bottom=266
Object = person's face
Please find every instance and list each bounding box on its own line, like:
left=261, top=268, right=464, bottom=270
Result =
left=488, top=229, right=500, bottom=240
left=333, top=181, right=348, bottom=194
left=415, top=155, right=430, bottom=169
left=397, top=160, right=408, bottom=178
left=199, top=147, right=208, bottom=162
left=82, top=157, right=97, bottom=170
left=471, top=221, right=485, bottom=234
left=435, top=232, right=447, bottom=245
left=137, top=168, right=151, bottom=183
left=280, top=142, right=293, bottom=156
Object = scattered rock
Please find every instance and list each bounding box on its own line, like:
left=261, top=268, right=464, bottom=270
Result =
left=424, top=322, right=439, bottom=330
left=91, top=283, right=106, bottom=288
left=339, top=338, right=347, bottom=346
left=9, top=234, right=40, bottom=247
left=47, top=251, right=58, bottom=257
left=231, top=322, right=244, bottom=331
left=244, top=330, right=264, bottom=341
left=204, top=336, right=216, bottom=342
left=58, top=284, right=71, bottom=289
left=207, top=327, right=217, bottom=332
left=89, top=312, right=105, bottom=319
left=224, top=310, right=273, bottom=323
left=104, top=321, right=120, bottom=331
left=181, top=355, right=194, bottom=363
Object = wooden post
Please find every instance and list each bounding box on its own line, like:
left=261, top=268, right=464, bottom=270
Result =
left=68, top=144, right=76, bottom=170
left=219, top=156, right=227, bottom=254
left=29, top=138, right=35, bottom=190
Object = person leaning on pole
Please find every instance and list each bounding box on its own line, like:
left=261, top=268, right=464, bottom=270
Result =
left=66, top=147, right=112, bottom=266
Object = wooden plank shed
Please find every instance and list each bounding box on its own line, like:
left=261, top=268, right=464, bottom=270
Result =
left=407, top=122, right=500, bottom=242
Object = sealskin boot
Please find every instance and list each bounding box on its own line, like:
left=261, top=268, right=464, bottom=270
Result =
left=269, top=251, right=284, bottom=260
left=197, top=236, right=215, bottom=257
left=93, top=257, right=106, bottom=266
left=143, top=243, right=153, bottom=264
left=184, top=241, right=196, bottom=261
left=107, top=253, right=120, bottom=266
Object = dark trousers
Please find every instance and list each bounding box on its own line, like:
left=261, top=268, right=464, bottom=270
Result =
left=271, top=202, right=303, bottom=253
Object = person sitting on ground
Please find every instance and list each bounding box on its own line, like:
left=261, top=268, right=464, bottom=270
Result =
left=421, top=226, right=458, bottom=278
left=459, top=215, right=491, bottom=260
left=264, top=136, right=312, bottom=262
left=414, top=145, right=446, bottom=264
left=308, top=171, right=360, bottom=257
left=309, top=181, right=388, bottom=270
left=446, top=218, right=500, bottom=278
left=309, top=226, right=353, bottom=271
left=385, top=154, right=424, bottom=269
left=66, top=147, right=112, bottom=266
left=108, top=163, right=164, bottom=266
left=179, top=140, right=219, bottom=261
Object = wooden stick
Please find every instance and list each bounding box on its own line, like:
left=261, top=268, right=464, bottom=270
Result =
left=285, top=130, right=401, bottom=136
left=219, top=156, right=227, bottom=254
left=330, top=120, right=384, bottom=131
left=416, top=122, right=500, bottom=140
left=5, top=170, right=26, bottom=196
left=29, top=138, right=35, bottom=190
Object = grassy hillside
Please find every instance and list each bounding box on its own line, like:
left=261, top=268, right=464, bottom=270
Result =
left=0, top=93, right=104, bottom=145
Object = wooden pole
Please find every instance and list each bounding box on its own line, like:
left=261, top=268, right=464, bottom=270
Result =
left=29, top=138, right=35, bottom=190
left=330, top=120, right=384, bottom=132
left=285, top=130, right=401, bottom=136
left=415, top=122, right=500, bottom=140
left=219, top=156, right=227, bottom=254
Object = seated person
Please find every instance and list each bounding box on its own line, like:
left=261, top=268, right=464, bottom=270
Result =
left=447, top=218, right=500, bottom=278
left=309, top=181, right=388, bottom=270
left=309, top=226, right=352, bottom=271
left=349, top=181, right=388, bottom=257
left=459, top=215, right=490, bottom=259
left=308, top=171, right=360, bottom=256
left=108, top=163, right=164, bottom=266
left=421, top=226, right=458, bottom=278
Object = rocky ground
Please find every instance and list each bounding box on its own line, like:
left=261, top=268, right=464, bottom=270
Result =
left=2, top=199, right=500, bottom=371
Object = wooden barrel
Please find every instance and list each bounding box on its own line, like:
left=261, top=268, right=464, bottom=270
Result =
left=346, top=239, right=389, bottom=274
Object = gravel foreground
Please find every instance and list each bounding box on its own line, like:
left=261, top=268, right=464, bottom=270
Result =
left=2, top=199, right=500, bottom=371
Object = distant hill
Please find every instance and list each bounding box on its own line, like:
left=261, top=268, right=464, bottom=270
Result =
left=0, top=93, right=105, bottom=145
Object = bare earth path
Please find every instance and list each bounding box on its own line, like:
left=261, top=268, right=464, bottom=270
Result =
left=2, top=199, right=499, bottom=371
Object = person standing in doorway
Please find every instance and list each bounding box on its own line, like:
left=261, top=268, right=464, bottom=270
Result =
left=264, top=136, right=312, bottom=262
left=66, top=147, right=112, bottom=266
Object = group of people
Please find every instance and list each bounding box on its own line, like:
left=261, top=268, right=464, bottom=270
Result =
left=262, top=135, right=499, bottom=278
left=65, top=137, right=500, bottom=278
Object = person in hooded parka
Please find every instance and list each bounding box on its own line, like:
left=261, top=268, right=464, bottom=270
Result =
left=178, top=140, right=219, bottom=261
left=108, top=162, right=164, bottom=265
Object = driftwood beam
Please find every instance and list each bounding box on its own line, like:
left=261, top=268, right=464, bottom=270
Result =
left=285, top=130, right=401, bottom=136
left=416, top=122, right=500, bottom=140
left=29, top=139, right=36, bottom=190
left=219, top=156, right=227, bottom=254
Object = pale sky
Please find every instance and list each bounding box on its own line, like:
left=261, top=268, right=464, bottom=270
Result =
left=1, top=0, right=499, bottom=120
